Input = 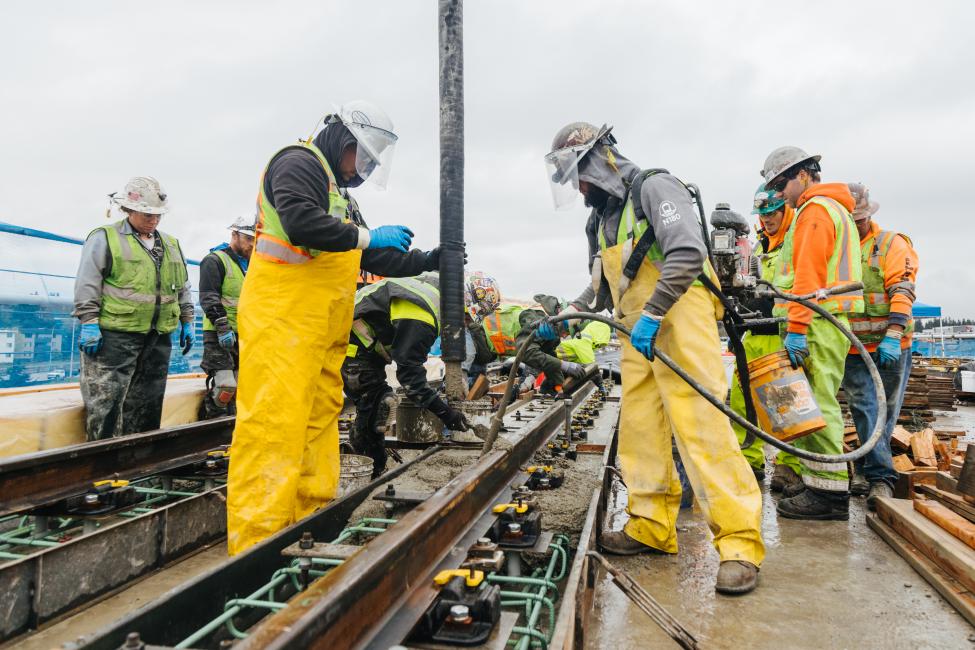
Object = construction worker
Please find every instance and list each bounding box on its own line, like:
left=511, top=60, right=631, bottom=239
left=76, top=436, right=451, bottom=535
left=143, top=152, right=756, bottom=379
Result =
left=545, top=122, right=764, bottom=594
left=472, top=294, right=589, bottom=392
left=73, top=177, right=194, bottom=441
left=727, top=185, right=799, bottom=486
left=227, top=101, right=443, bottom=556
left=841, top=183, right=918, bottom=509
left=761, top=147, right=864, bottom=520
left=341, top=273, right=476, bottom=477
left=198, top=217, right=255, bottom=419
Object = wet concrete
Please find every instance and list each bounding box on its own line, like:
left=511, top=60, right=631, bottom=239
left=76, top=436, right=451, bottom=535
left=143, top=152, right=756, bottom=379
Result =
left=7, top=542, right=228, bottom=650
left=587, top=483, right=975, bottom=649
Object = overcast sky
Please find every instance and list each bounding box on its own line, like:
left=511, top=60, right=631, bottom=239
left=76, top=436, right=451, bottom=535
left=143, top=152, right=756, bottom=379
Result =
left=1, top=1, right=972, bottom=316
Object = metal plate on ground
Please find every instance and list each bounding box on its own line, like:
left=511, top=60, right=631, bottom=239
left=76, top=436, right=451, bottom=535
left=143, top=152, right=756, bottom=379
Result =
left=527, top=531, right=554, bottom=554
left=407, top=611, right=518, bottom=650
left=280, top=542, right=362, bottom=561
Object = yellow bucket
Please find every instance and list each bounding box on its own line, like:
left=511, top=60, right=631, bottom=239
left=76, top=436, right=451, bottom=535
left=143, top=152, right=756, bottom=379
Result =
left=747, top=350, right=826, bottom=442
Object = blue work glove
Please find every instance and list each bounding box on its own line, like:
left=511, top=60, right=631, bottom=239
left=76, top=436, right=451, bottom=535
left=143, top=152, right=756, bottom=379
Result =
left=630, top=312, right=662, bottom=361
left=79, top=322, right=103, bottom=356
left=783, top=332, right=809, bottom=369
left=536, top=321, right=559, bottom=341
left=214, top=317, right=236, bottom=350
left=877, top=333, right=902, bottom=369
left=179, top=321, right=195, bottom=355
left=367, top=225, right=414, bottom=253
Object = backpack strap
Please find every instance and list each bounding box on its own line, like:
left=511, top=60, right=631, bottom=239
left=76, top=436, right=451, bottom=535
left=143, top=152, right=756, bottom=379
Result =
left=621, top=168, right=668, bottom=282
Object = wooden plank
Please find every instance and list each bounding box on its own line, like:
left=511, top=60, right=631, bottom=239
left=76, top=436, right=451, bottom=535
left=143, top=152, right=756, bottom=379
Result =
left=915, top=499, right=975, bottom=550
left=916, top=485, right=975, bottom=524
left=937, top=441, right=953, bottom=472
left=912, top=429, right=938, bottom=467
left=875, top=497, right=975, bottom=594
left=938, top=471, right=960, bottom=494
left=868, top=513, right=975, bottom=628
left=892, top=454, right=915, bottom=472
left=466, top=374, right=489, bottom=401
left=891, top=426, right=913, bottom=452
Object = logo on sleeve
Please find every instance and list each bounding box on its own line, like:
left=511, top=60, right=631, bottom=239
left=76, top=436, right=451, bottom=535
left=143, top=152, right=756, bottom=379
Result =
left=659, top=200, right=681, bottom=225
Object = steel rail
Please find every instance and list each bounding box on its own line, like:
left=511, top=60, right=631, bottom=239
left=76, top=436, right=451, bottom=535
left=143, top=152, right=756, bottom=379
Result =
left=0, top=417, right=236, bottom=517
left=238, top=387, right=593, bottom=650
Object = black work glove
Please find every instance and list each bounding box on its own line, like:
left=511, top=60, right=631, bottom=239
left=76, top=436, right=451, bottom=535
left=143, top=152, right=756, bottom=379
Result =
left=423, top=245, right=468, bottom=271
left=440, top=406, right=471, bottom=432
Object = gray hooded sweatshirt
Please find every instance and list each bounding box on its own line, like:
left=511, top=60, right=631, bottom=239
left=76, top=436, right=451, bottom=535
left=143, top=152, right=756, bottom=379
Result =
left=570, top=144, right=707, bottom=317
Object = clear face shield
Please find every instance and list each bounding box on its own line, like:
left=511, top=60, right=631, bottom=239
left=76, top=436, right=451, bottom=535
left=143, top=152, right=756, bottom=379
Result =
left=544, top=145, right=589, bottom=210
left=348, top=122, right=398, bottom=190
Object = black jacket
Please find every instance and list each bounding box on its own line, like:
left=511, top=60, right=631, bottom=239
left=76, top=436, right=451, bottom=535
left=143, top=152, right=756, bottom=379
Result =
left=199, top=248, right=246, bottom=325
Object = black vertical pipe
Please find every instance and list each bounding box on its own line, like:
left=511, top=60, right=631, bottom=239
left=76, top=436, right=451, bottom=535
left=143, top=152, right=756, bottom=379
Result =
left=439, top=0, right=466, bottom=399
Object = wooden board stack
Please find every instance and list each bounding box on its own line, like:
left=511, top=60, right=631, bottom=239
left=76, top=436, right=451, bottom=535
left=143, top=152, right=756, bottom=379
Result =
left=868, top=446, right=975, bottom=626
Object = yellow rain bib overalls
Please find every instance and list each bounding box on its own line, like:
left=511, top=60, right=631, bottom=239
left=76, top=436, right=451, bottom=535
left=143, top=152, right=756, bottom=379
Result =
left=599, top=181, right=764, bottom=565
left=227, top=142, right=361, bottom=556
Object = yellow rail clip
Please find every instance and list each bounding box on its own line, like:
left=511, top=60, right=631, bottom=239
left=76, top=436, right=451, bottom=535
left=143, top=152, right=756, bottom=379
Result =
left=492, top=502, right=529, bottom=515
left=434, top=569, right=484, bottom=588
left=93, top=479, right=130, bottom=488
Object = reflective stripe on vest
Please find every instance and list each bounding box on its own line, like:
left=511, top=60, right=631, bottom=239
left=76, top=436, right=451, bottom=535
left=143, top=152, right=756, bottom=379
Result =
left=848, top=230, right=914, bottom=344
left=97, top=221, right=187, bottom=334
left=254, top=141, right=350, bottom=264
left=202, top=250, right=246, bottom=332
left=482, top=306, right=523, bottom=356
left=772, top=196, right=864, bottom=317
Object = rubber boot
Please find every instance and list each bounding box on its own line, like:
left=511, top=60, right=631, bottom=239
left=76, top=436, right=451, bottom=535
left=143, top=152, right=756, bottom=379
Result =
left=752, top=464, right=766, bottom=483
left=770, top=464, right=802, bottom=494
left=716, top=560, right=759, bottom=595
left=777, top=487, right=849, bottom=521
left=599, top=530, right=666, bottom=556
left=866, top=481, right=893, bottom=511
left=850, top=467, right=870, bottom=497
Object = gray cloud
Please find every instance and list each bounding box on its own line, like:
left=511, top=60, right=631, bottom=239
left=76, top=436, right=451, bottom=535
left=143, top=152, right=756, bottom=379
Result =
left=1, top=0, right=971, bottom=315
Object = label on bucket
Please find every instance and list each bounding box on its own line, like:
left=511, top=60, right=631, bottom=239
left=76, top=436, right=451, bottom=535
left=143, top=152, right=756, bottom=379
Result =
left=754, top=375, right=821, bottom=429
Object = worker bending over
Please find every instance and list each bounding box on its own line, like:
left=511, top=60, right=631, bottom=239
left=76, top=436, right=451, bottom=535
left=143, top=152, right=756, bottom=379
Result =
left=761, top=147, right=863, bottom=520
left=546, top=122, right=764, bottom=594
left=74, top=177, right=194, bottom=441
left=342, top=273, right=483, bottom=477
left=198, top=217, right=254, bottom=419
left=227, top=101, right=442, bottom=556
left=841, top=183, right=918, bottom=509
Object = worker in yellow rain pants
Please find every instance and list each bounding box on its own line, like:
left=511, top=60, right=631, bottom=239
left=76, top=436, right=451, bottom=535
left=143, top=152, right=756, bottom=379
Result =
left=227, top=101, right=442, bottom=555
left=545, top=122, right=764, bottom=594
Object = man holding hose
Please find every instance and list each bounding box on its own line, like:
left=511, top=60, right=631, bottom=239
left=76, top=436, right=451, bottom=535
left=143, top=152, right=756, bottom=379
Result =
left=761, top=147, right=864, bottom=521
left=545, top=122, right=764, bottom=595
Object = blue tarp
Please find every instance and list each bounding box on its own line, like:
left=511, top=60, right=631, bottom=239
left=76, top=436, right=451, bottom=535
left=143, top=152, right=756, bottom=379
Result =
left=912, top=302, right=942, bottom=318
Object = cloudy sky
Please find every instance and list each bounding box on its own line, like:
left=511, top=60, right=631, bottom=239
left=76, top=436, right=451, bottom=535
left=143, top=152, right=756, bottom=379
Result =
left=1, top=1, right=972, bottom=315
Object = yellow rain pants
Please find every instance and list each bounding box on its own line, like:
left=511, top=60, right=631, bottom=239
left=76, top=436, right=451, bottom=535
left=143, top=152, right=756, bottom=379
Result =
left=602, top=244, right=765, bottom=565
left=226, top=248, right=361, bottom=556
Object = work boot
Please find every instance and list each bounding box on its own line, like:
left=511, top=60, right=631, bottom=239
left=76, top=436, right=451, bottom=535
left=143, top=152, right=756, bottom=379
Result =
left=752, top=465, right=766, bottom=483
left=850, top=469, right=870, bottom=497
left=866, top=481, right=893, bottom=511
left=782, top=481, right=806, bottom=498
left=770, top=464, right=802, bottom=494
left=715, top=560, right=759, bottom=595
left=599, top=530, right=665, bottom=556
left=777, top=488, right=849, bottom=521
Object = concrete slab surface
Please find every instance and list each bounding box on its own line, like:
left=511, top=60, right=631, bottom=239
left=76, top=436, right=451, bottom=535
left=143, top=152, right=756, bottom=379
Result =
left=586, top=487, right=975, bottom=649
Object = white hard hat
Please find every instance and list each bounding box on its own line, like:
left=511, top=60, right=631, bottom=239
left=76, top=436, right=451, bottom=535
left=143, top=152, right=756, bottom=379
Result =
left=761, top=146, right=821, bottom=184
left=329, top=100, right=398, bottom=189
left=228, top=215, right=257, bottom=235
left=847, top=183, right=880, bottom=222
left=110, top=176, right=169, bottom=215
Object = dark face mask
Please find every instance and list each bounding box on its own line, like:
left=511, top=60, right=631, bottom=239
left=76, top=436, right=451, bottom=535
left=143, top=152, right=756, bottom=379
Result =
left=583, top=184, right=610, bottom=210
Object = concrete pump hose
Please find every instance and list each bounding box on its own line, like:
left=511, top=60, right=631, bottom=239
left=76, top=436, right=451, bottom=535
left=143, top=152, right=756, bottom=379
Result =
left=525, top=281, right=886, bottom=465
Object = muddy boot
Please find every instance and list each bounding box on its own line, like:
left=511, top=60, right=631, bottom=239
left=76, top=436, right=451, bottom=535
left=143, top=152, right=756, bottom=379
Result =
left=866, top=481, right=893, bottom=511
left=599, top=530, right=665, bottom=556
left=770, top=464, right=801, bottom=494
left=715, top=560, right=759, bottom=595
left=777, top=487, right=849, bottom=521
left=850, top=468, right=870, bottom=496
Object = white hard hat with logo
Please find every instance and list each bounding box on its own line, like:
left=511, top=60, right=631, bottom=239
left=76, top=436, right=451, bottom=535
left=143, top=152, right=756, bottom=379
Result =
left=110, top=176, right=169, bottom=215
left=761, top=146, right=821, bottom=185
left=228, top=215, right=257, bottom=236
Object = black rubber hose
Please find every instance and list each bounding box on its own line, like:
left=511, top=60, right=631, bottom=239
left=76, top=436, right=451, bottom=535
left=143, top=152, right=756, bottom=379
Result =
left=438, top=0, right=466, bottom=367
left=519, top=282, right=886, bottom=465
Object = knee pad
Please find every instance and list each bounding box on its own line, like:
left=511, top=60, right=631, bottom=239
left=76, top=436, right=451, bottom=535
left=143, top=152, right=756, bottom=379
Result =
left=211, top=369, right=238, bottom=406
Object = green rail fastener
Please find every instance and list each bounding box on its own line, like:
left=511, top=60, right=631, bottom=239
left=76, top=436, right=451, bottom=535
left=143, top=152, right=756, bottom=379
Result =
left=134, top=486, right=198, bottom=498
left=0, top=550, right=25, bottom=560
left=175, top=573, right=290, bottom=649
